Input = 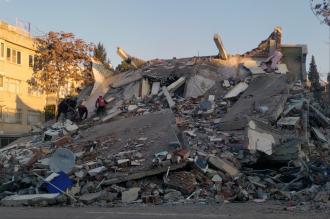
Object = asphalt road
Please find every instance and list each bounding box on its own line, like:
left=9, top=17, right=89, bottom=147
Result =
left=0, top=202, right=329, bottom=219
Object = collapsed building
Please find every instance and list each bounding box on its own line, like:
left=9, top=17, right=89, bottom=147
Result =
left=0, top=27, right=329, bottom=208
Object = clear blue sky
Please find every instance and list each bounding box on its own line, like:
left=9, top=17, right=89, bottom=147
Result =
left=1, top=0, right=329, bottom=78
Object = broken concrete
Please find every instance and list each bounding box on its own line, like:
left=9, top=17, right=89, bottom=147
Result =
left=184, top=75, right=215, bottom=98
left=1, top=194, right=61, bottom=207
left=224, top=82, right=249, bottom=99
left=162, top=86, right=175, bottom=108
left=247, top=119, right=281, bottom=155
left=213, top=33, right=228, bottom=60
left=220, top=74, right=288, bottom=130
left=121, top=187, right=140, bottom=203
left=208, top=156, right=239, bottom=178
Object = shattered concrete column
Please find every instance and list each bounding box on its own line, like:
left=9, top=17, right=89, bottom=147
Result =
left=117, top=47, right=146, bottom=68
left=213, top=33, right=228, bottom=60
left=167, top=77, right=186, bottom=93
left=151, top=82, right=161, bottom=95
left=141, top=78, right=150, bottom=98
left=162, top=86, right=175, bottom=108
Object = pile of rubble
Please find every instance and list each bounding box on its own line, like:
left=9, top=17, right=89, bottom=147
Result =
left=0, top=27, right=329, bottom=208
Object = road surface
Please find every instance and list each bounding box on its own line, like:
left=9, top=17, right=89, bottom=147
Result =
left=0, top=202, right=329, bottom=219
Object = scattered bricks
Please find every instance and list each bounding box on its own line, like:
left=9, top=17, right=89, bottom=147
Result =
left=25, top=151, right=42, bottom=169
left=52, top=136, right=72, bottom=147
left=121, top=187, right=140, bottom=203
left=142, top=194, right=162, bottom=205
left=208, top=156, right=239, bottom=178
left=175, top=149, right=190, bottom=160
left=164, top=171, right=197, bottom=195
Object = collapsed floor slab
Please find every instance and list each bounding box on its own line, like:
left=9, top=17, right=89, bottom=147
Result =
left=219, top=74, right=288, bottom=130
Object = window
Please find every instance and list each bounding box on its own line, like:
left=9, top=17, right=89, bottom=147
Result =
left=6, top=78, right=20, bottom=93
left=27, top=111, right=41, bottom=125
left=12, top=49, right=16, bottom=63
left=6, top=48, right=21, bottom=64
left=0, top=75, right=3, bottom=87
left=29, top=55, right=33, bottom=67
left=28, top=87, right=43, bottom=96
left=3, top=108, right=22, bottom=124
left=0, top=106, right=2, bottom=121
left=0, top=42, right=4, bottom=59
left=17, top=51, right=21, bottom=64
left=6, top=48, right=11, bottom=61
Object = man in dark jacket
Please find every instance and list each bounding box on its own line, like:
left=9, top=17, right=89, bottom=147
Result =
left=56, top=97, right=78, bottom=121
left=78, top=103, right=88, bottom=121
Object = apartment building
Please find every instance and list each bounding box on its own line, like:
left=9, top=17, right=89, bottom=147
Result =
left=0, top=21, right=46, bottom=146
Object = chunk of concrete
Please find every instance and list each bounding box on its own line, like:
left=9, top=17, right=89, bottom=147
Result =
left=224, top=82, right=248, bottom=99
left=167, top=77, right=186, bottom=93
left=185, top=75, right=215, bottom=98
left=141, top=78, right=150, bottom=98
left=151, top=82, right=161, bottom=95
left=123, top=81, right=140, bottom=99
left=127, top=105, right=138, bottom=112
left=277, top=117, right=300, bottom=128
left=64, top=120, right=79, bottom=133
left=213, top=33, right=228, bottom=60
left=1, top=193, right=60, bottom=206
left=208, top=156, right=239, bottom=178
left=121, top=187, right=140, bottom=203
left=311, top=127, right=328, bottom=143
left=268, top=139, right=301, bottom=162
left=102, top=110, right=122, bottom=122
left=247, top=120, right=279, bottom=155
left=79, top=191, right=106, bottom=204
left=88, top=166, right=107, bottom=176
left=219, top=74, right=288, bottom=130
left=162, top=86, right=175, bottom=108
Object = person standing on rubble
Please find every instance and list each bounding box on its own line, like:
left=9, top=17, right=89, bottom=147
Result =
left=95, top=95, right=107, bottom=116
left=77, top=101, right=88, bottom=121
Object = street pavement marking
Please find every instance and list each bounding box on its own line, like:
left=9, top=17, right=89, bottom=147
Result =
left=86, top=211, right=227, bottom=218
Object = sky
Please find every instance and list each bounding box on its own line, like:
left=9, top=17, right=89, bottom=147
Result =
left=1, top=0, right=329, bottom=79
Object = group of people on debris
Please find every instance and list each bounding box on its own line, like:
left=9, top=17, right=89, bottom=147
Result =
left=56, top=95, right=108, bottom=122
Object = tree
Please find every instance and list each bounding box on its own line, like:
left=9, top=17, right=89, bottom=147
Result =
left=115, top=60, right=133, bottom=72
left=93, top=42, right=111, bottom=67
left=308, top=55, right=322, bottom=101
left=29, top=31, right=93, bottom=96
left=327, top=72, right=330, bottom=102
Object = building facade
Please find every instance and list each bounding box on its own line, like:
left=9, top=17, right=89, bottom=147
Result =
left=0, top=21, right=46, bottom=146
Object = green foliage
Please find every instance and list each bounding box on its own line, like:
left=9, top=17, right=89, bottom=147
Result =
left=115, top=60, right=134, bottom=72
left=308, top=55, right=322, bottom=101
left=94, top=42, right=110, bottom=66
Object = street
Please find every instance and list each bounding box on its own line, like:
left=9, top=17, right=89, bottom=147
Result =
left=0, top=202, right=329, bottom=219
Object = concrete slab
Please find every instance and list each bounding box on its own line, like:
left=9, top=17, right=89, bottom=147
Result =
left=224, top=82, right=249, bottom=99
left=219, top=74, right=288, bottom=130
left=184, top=75, right=215, bottom=98
left=79, top=110, right=181, bottom=184
left=1, top=193, right=60, bottom=206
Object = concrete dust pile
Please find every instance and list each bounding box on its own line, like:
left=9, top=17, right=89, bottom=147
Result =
left=0, top=27, right=329, bottom=208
